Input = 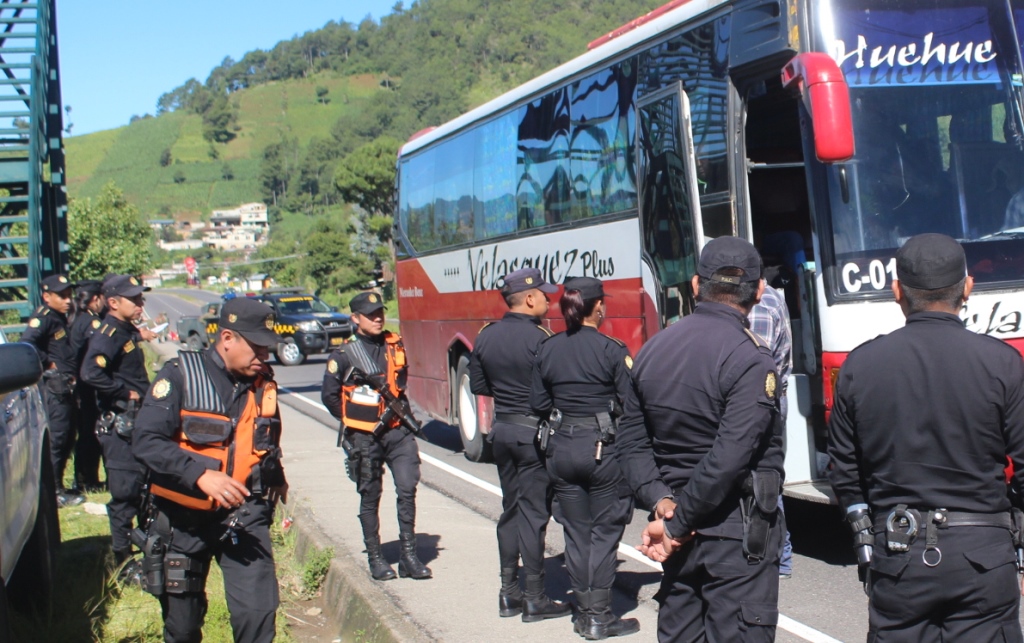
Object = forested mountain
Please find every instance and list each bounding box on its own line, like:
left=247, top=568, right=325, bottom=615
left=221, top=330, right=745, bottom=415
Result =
left=66, top=0, right=659, bottom=219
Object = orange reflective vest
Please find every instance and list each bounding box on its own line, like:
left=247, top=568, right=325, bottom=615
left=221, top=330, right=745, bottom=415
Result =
left=341, top=332, right=406, bottom=433
left=150, top=351, right=279, bottom=511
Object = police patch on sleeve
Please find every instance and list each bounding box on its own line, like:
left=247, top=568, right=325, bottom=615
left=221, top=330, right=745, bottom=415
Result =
left=327, top=359, right=338, bottom=374
left=624, top=355, right=633, bottom=370
left=96, top=355, right=107, bottom=368
left=152, top=379, right=171, bottom=399
left=28, top=317, right=40, bottom=328
left=765, top=372, right=777, bottom=399
left=91, top=319, right=101, bottom=329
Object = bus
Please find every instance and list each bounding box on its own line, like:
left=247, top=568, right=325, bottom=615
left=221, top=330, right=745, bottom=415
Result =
left=393, top=0, right=1024, bottom=502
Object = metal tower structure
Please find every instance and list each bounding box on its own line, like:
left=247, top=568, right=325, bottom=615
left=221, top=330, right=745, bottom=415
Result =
left=0, top=0, right=67, bottom=333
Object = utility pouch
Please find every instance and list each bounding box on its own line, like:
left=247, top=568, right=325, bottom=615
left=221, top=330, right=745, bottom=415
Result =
left=164, top=553, right=206, bottom=594
left=113, top=410, right=137, bottom=438
left=253, top=417, right=280, bottom=451
left=259, top=447, right=286, bottom=489
left=43, top=371, right=74, bottom=397
left=182, top=414, right=233, bottom=445
left=342, top=434, right=359, bottom=482
left=596, top=412, right=615, bottom=445
left=740, top=470, right=781, bottom=562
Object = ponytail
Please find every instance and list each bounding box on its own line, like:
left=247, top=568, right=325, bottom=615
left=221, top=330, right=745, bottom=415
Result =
left=560, top=289, right=600, bottom=332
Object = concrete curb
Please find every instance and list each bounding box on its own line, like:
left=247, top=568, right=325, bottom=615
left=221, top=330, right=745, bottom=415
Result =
left=290, top=502, right=424, bottom=643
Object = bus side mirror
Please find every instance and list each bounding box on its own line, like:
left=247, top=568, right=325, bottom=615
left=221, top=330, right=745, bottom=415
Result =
left=781, top=52, right=855, bottom=163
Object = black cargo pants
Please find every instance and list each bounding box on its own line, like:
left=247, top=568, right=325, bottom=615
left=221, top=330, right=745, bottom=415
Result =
left=345, top=426, right=421, bottom=540
left=97, top=426, right=144, bottom=553
left=492, top=420, right=553, bottom=576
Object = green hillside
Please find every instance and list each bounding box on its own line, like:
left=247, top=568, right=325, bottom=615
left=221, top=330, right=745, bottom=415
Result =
left=66, top=74, right=379, bottom=218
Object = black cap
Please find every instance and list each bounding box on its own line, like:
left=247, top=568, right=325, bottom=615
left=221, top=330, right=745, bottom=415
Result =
left=563, top=276, right=607, bottom=300
left=896, top=233, right=967, bottom=290
left=219, top=297, right=282, bottom=347
left=77, top=279, right=103, bottom=296
left=499, top=267, right=559, bottom=296
left=102, top=274, right=150, bottom=298
left=697, top=237, right=762, bottom=284
left=41, top=274, right=75, bottom=293
left=350, top=292, right=386, bottom=315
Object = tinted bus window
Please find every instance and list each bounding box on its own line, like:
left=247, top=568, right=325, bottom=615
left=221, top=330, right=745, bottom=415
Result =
left=517, top=88, right=571, bottom=229
left=569, top=62, right=639, bottom=219
left=475, top=109, right=521, bottom=240
left=433, top=130, right=476, bottom=247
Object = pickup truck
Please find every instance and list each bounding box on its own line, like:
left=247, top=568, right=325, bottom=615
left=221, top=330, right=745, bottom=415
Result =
left=176, top=302, right=221, bottom=352
left=255, top=289, right=353, bottom=366
left=0, top=332, right=58, bottom=642
left=177, top=290, right=353, bottom=366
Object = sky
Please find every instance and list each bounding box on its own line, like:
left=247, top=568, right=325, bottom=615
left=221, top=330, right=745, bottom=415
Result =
left=59, top=0, right=398, bottom=136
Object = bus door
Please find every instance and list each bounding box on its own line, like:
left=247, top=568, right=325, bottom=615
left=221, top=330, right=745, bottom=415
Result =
left=636, top=82, right=705, bottom=329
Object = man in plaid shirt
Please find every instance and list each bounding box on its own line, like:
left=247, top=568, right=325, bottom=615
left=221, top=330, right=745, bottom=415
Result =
left=748, top=284, right=794, bottom=578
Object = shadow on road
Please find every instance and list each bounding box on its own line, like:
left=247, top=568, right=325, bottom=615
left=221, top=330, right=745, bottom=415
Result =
left=784, top=497, right=855, bottom=565
left=381, top=533, right=444, bottom=567
left=421, top=419, right=464, bottom=454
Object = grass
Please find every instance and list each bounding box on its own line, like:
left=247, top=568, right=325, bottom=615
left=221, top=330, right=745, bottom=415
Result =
left=9, top=471, right=310, bottom=642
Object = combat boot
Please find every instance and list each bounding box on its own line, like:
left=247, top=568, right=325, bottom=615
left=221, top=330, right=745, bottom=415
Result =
left=581, top=588, right=640, bottom=640
left=397, top=533, right=432, bottom=579
left=365, top=536, right=396, bottom=581
left=498, top=567, right=523, bottom=617
left=573, top=589, right=591, bottom=636
left=521, top=573, right=572, bottom=623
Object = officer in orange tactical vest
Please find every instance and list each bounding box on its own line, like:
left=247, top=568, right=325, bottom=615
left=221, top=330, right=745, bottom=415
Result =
left=322, top=291, right=432, bottom=581
left=133, top=297, right=288, bottom=643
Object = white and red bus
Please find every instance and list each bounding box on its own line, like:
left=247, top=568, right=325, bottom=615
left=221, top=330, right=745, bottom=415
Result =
left=394, top=0, right=1024, bottom=501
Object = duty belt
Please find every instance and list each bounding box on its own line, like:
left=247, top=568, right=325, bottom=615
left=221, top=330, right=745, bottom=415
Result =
left=558, top=415, right=602, bottom=429
left=873, top=507, right=1012, bottom=567
left=493, top=413, right=540, bottom=429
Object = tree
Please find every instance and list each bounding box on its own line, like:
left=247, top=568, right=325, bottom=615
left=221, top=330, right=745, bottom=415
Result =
left=173, top=170, right=186, bottom=184
left=221, top=163, right=235, bottom=181
left=68, top=182, right=153, bottom=280
left=336, top=136, right=403, bottom=273
left=316, top=85, right=330, bottom=105
left=301, top=218, right=373, bottom=295
left=159, top=148, right=172, bottom=167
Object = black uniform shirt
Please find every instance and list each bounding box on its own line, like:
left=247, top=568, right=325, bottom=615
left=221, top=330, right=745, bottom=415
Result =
left=530, top=326, right=632, bottom=417
left=70, top=309, right=102, bottom=374
left=20, top=305, right=75, bottom=374
left=321, top=331, right=407, bottom=421
left=617, top=301, right=782, bottom=539
left=469, top=312, right=551, bottom=415
left=828, top=311, right=1024, bottom=514
left=80, top=314, right=150, bottom=407
left=134, top=347, right=282, bottom=493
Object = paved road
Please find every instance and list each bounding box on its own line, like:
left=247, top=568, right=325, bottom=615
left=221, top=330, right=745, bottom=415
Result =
left=146, top=289, right=1024, bottom=642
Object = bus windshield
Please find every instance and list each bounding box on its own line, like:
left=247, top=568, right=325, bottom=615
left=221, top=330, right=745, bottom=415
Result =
left=816, top=0, right=1024, bottom=297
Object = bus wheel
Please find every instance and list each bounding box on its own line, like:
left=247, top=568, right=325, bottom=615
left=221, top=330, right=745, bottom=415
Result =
left=455, top=354, right=492, bottom=463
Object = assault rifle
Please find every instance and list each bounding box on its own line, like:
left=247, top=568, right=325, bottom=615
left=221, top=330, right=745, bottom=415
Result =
left=343, top=366, right=423, bottom=437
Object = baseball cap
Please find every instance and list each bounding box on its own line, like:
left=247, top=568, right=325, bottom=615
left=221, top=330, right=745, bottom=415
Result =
left=77, top=279, right=103, bottom=296
left=41, top=274, right=75, bottom=293
left=697, top=237, right=763, bottom=284
left=896, top=233, right=967, bottom=290
left=563, top=276, right=607, bottom=300
left=500, top=267, right=559, bottom=295
left=219, top=297, right=282, bottom=347
left=102, top=274, right=150, bottom=298
left=350, top=292, right=386, bottom=315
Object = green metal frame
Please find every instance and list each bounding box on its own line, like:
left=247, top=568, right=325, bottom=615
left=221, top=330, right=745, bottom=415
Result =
left=0, top=0, right=67, bottom=334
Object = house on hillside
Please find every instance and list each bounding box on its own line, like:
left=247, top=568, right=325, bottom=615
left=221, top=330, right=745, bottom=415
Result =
left=203, top=202, right=270, bottom=250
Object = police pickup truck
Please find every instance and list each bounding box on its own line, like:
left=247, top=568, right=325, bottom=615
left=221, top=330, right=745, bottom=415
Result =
left=255, top=288, right=353, bottom=365
left=0, top=331, right=58, bottom=641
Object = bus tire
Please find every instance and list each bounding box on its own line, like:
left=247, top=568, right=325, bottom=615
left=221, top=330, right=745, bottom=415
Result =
left=8, top=436, right=59, bottom=621
left=187, top=333, right=203, bottom=351
left=455, top=354, right=492, bottom=463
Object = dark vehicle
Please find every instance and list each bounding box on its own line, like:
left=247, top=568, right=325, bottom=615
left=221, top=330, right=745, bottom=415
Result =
left=175, top=302, right=221, bottom=352
left=255, top=288, right=353, bottom=366
left=1, top=333, right=59, bottom=642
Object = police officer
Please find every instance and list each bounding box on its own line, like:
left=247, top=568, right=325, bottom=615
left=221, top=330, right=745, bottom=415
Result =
left=827, top=233, right=1024, bottom=641
left=80, top=274, right=152, bottom=577
left=70, top=279, right=105, bottom=491
left=22, top=273, right=85, bottom=507
left=321, top=292, right=431, bottom=581
left=530, top=276, right=639, bottom=639
left=617, top=237, right=783, bottom=642
left=469, top=267, right=571, bottom=622
left=133, top=296, right=288, bottom=643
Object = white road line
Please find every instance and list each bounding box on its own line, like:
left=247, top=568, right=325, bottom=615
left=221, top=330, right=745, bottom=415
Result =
left=283, top=389, right=841, bottom=643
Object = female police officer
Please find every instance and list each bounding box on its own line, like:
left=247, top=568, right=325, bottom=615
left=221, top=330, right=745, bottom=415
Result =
left=530, top=276, right=639, bottom=640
